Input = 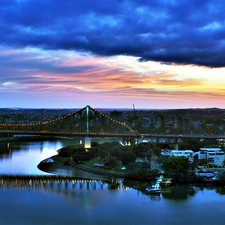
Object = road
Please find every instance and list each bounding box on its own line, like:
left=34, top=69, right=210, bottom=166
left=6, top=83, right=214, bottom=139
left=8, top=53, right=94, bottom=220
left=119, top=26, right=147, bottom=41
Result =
left=150, top=157, right=164, bottom=173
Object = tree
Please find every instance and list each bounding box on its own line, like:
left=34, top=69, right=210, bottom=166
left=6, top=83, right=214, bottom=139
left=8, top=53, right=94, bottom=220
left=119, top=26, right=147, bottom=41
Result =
left=104, top=157, right=118, bottom=169
left=152, top=146, right=161, bottom=156
left=58, top=145, right=77, bottom=157
left=144, top=150, right=152, bottom=161
left=110, top=145, right=124, bottom=160
left=202, top=139, right=219, bottom=148
left=98, top=142, right=122, bottom=159
left=133, top=142, right=152, bottom=158
left=178, top=139, right=202, bottom=151
left=72, top=148, right=92, bottom=163
left=121, top=151, right=136, bottom=165
left=217, top=172, right=225, bottom=185
left=162, top=156, right=189, bottom=184
left=125, top=162, right=159, bottom=182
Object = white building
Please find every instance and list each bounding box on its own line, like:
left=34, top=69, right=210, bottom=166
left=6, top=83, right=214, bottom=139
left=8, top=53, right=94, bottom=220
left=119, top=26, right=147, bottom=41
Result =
left=198, top=148, right=225, bottom=167
left=170, top=150, right=194, bottom=162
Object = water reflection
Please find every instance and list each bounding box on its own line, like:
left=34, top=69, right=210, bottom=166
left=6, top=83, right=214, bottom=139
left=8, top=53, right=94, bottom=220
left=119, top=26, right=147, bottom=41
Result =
left=0, top=139, right=76, bottom=175
left=0, top=176, right=129, bottom=198
left=0, top=138, right=122, bottom=176
left=161, top=185, right=198, bottom=200
left=215, top=186, right=225, bottom=195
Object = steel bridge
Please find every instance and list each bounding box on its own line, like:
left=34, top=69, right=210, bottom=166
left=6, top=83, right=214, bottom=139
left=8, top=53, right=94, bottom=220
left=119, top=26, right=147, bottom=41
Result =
left=0, top=105, right=224, bottom=142
left=0, top=105, right=139, bottom=138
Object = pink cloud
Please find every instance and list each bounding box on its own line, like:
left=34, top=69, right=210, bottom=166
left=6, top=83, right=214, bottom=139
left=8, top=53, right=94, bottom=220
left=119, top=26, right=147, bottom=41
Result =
left=1, top=46, right=225, bottom=109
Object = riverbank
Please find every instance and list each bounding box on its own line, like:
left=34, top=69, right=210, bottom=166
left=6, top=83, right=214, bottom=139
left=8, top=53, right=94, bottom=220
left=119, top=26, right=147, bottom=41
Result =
left=38, top=155, right=116, bottom=180
left=70, top=160, right=125, bottom=178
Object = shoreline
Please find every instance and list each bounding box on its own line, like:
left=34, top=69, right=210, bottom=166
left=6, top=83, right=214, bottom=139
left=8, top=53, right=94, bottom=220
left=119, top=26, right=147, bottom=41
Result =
left=40, top=155, right=225, bottom=186
left=69, top=160, right=125, bottom=178
left=38, top=155, right=118, bottom=180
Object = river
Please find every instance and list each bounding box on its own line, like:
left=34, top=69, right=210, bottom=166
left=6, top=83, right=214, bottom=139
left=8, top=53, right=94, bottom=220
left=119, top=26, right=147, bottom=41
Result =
left=0, top=138, right=225, bottom=225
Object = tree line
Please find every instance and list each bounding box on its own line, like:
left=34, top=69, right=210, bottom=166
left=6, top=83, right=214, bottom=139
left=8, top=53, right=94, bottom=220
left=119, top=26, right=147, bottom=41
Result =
left=58, top=138, right=225, bottom=184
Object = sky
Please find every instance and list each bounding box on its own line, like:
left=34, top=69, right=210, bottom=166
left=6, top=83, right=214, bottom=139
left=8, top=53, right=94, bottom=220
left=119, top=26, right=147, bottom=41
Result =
left=1, top=0, right=225, bottom=109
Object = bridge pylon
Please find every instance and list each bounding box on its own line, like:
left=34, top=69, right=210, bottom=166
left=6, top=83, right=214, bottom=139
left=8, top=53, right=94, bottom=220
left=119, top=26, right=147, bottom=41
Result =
left=84, top=106, right=91, bottom=148
left=136, top=137, right=143, bottom=144
left=174, top=143, right=178, bottom=150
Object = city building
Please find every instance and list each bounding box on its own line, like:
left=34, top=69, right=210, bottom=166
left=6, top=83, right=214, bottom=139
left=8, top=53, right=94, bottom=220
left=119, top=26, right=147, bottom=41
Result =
left=161, top=148, right=225, bottom=167
left=198, top=148, right=225, bottom=167
left=161, top=151, right=171, bottom=157
left=156, top=114, right=164, bottom=128
left=170, top=150, right=194, bottom=162
left=110, top=110, right=123, bottom=121
left=172, top=116, right=190, bottom=131
left=195, top=171, right=216, bottom=181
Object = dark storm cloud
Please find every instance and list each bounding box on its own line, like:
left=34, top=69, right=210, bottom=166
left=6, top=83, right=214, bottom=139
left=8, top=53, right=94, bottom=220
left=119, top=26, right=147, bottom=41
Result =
left=1, top=0, right=225, bottom=67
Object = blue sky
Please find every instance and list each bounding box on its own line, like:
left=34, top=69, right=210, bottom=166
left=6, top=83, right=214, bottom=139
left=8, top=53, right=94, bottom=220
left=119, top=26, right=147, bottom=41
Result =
left=1, top=0, right=225, bottom=109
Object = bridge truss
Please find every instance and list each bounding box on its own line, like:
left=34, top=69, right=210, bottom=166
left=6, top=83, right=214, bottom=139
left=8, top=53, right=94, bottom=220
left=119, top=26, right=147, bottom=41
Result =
left=0, top=105, right=139, bottom=138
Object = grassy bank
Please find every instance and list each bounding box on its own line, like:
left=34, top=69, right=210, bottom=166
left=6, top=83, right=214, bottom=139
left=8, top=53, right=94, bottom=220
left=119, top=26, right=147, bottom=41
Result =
left=81, top=157, right=123, bottom=172
left=70, top=157, right=125, bottom=178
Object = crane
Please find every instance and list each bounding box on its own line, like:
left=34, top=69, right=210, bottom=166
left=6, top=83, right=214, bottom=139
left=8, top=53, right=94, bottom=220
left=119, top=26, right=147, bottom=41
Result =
left=132, top=104, right=138, bottom=121
left=133, top=104, right=137, bottom=118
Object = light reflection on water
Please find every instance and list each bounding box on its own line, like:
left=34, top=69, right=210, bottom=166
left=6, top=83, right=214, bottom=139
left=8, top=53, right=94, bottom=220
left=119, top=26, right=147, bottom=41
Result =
left=0, top=177, right=126, bottom=196
left=0, top=139, right=76, bottom=175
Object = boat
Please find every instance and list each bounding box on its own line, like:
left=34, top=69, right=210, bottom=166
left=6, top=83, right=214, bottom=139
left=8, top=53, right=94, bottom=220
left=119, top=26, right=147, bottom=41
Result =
left=145, top=186, right=161, bottom=194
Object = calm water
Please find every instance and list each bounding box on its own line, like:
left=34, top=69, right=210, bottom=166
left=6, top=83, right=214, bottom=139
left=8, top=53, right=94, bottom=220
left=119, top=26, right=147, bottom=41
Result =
left=0, top=139, right=74, bottom=175
left=0, top=139, right=225, bottom=225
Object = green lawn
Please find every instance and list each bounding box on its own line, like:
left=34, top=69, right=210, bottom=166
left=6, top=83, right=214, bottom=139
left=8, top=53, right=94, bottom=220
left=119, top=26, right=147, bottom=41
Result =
left=82, top=157, right=104, bottom=168
left=82, top=157, right=124, bottom=172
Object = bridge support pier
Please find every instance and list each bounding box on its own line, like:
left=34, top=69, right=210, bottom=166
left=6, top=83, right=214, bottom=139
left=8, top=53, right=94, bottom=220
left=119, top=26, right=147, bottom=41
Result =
left=136, top=138, right=142, bottom=144
left=174, top=143, right=178, bottom=150
left=85, top=136, right=91, bottom=148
